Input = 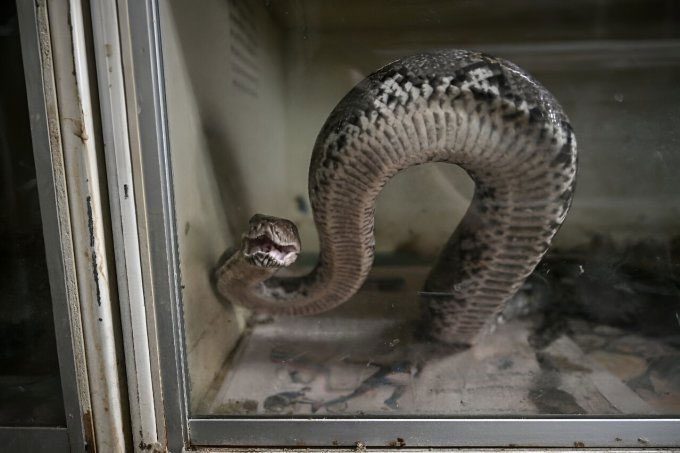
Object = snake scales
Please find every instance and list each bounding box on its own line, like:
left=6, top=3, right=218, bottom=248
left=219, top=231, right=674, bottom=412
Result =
left=216, top=50, right=577, bottom=345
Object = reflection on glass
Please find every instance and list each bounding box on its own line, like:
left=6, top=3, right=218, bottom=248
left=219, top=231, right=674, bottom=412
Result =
left=160, top=0, right=680, bottom=417
left=0, top=4, right=65, bottom=426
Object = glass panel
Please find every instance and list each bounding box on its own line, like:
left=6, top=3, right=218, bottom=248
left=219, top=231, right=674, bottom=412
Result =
left=159, top=0, right=680, bottom=417
left=0, top=3, right=65, bottom=426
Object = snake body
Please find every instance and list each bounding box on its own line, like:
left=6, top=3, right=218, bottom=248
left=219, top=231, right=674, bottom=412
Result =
left=216, top=50, right=577, bottom=345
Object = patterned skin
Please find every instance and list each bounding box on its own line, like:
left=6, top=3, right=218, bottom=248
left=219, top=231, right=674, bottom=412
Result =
left=215, top=50, right=577, bottom=346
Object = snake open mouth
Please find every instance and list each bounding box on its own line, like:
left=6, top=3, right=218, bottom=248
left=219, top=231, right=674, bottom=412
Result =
left=243, top=234, right=299, bottom=268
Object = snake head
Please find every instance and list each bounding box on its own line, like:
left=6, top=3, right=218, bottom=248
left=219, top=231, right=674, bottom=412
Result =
left=242, top=214, right=301, bottom=268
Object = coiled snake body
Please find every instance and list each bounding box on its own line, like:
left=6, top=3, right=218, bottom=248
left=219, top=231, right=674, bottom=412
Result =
left=216, top=50, right=577, bottom=345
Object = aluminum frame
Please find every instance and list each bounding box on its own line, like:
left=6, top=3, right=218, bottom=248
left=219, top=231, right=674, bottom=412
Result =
left=0, top=427, right=70, bottom=453
left=45, top=0, right=134, bottom=449
left=122, top=0, right=189, bottom=450
left=124, top=0, right=680, bottom=450
left=15, top=0, right=92, bottom=451
left=89, top=0, right=160, bottom=449
left=189, top=418, right=680, bottom=448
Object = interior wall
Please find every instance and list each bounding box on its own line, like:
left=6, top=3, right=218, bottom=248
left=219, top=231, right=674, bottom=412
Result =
left=163, top=0, right=288, bottom=233
left=271, top=1, right=680, bottom=256
left=160, top=0, right=289, bottom=411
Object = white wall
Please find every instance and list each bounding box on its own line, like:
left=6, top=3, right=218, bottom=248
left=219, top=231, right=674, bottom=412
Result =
left=277, top=15, right=680, bottom=254
left=161, top=0, right=290, bottom=410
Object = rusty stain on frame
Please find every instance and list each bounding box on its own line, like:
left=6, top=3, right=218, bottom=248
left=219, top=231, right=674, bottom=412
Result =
left=45, top=0, right=130, bottom=450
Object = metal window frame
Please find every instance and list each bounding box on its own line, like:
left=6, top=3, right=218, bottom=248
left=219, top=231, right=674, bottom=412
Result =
left=0, top=427, right=69, bottom=453
left=14, top=0, right=93, bottom=451
left=122, top=0, right=680, bottom=450
left=88, top=0, right=161, bottom=449
left=187, top=418, right=680, bottom=448
left=122, top=0, right=189, bottom=450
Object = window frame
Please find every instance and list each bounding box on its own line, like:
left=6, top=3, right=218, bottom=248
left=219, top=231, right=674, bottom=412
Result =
left=122, top=0, right=680, bottom=449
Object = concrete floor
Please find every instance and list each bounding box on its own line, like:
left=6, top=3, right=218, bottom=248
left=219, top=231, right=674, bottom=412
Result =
left=197, top=266, right=679, bottom=417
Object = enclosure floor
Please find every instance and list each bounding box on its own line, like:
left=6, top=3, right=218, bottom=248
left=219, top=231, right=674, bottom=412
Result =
left=197, top=266, right=679, bottom=417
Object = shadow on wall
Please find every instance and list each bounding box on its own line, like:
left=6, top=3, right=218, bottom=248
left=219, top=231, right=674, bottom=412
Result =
left=202, top=121, right=251, bottom=237
left=166, top=0, right=252, bottom=237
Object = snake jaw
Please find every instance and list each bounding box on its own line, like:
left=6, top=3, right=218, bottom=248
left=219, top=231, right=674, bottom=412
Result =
left=242, top=214, right=301, bottom=268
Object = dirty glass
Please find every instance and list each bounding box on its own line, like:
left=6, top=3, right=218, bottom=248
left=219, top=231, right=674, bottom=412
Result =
left=0, top=3, right=66, bottom=427
left=159, top=0, right=680, bottom=417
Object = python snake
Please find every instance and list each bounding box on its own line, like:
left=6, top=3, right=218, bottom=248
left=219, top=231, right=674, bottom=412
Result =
left=216, top=50, right=577, bottom=345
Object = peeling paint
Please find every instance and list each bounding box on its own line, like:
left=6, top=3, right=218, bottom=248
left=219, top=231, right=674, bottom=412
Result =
left=75, top=118, right=89, bottom=142
left=82, top=410, right=94, bottom=452
left=86, top=196, right=102, bottom=306
left=90, top=0, right=161, bottom=448
left=387, top=437, right=406, bottom=448
left=42, top=0, right=130, bottom=449
left=138, top=427, right=164, bottom=452
left=27, top=0, right=96, bottom=449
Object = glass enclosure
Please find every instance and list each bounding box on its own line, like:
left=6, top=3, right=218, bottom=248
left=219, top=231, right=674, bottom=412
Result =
left=0, top=2, right=65, bottom=427
left=158, top=0, right=680, bottom=423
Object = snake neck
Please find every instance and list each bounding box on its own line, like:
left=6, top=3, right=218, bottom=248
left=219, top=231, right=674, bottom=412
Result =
left=215, top=250, right=330, bottom=315
left=216, top=252, right=277, bottom=288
